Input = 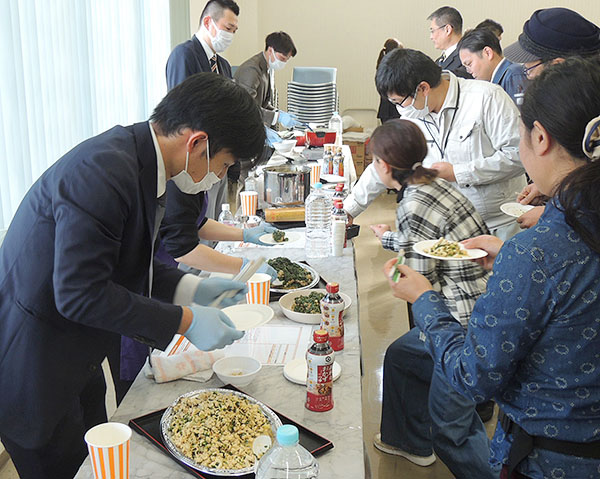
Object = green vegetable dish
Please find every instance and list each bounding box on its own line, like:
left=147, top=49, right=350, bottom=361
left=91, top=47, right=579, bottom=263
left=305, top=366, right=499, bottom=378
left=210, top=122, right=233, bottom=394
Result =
left=291, top=292, right=325, bottom=314
left=272, top=230, right=288, bottom=243
left=267, top=257, right=313, bottom=289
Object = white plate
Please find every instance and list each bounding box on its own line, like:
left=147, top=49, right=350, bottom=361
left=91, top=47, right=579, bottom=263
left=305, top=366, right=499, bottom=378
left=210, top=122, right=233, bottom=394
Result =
left=283, top=357, right=342, bottom=385
left=500, top=202, right=535, bottom=218
left=321, top=173, right=346, bottom=183
left=279, top=289, right=352, bottom=324
left=269, top=261, right=320, bottom=293
left=413, top=239, right=487, bottom=261
left=258, top=231, right=302, bottom=245
left=222, top=304, right=274, bottom=330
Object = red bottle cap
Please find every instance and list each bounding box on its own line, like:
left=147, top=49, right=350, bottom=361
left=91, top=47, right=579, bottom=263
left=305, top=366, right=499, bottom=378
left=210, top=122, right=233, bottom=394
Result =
left=326, top=283, right=339, bottom=294
left=335, top=183, right=344, bottom=191
left=314, top=329, right=329, bottom=343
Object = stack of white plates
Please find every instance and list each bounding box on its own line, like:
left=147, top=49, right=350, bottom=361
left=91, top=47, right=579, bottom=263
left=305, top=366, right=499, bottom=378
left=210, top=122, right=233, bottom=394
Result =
left=287, top=81, right=338, bottom=124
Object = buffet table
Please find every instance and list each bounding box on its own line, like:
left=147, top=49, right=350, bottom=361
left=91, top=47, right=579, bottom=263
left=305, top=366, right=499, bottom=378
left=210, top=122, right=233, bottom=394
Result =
left=74, top=241, right=364, bottom=478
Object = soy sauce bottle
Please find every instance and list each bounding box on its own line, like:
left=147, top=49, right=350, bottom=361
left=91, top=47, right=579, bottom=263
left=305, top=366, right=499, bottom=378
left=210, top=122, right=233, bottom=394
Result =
left=320, top=283, right=345, bottom=351
left=306, top=329, right=334, bottom=412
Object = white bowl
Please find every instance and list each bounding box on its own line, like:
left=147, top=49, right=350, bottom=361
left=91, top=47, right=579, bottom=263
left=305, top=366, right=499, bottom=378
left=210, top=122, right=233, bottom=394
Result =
left=278, top=289, right=352, bottom=324
left=273, top=139, right=297, bottom=155
left=212, top=356, right=262, bottom=388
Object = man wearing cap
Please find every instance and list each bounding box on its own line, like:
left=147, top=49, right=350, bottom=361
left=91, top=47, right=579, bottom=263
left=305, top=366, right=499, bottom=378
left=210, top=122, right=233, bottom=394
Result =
left=458, top=28, right=529, bottom=106
left=504, top=7, right=600, bottom=80
left=505, top=7, right=600, bottom=229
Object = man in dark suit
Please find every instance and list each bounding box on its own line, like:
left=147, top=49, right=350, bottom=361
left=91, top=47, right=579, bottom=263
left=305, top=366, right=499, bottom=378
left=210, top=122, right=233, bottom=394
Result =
left=0, top=73, right=264, bottom=479
left=458, top=28, right=529, bottom=106
left=166, top=0, right=238, bottom=87
left=166, top=0, right=240, bottom=222
left=427, top=6, right=471, bottom=79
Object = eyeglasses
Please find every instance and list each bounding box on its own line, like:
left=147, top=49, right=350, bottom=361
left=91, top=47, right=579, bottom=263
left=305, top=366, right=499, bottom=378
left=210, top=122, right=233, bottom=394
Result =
left=523, top=61, right=544, bottom=77
left=388, top=92, right=412, bottom=107
left=429, top=24, right=448, bottom=34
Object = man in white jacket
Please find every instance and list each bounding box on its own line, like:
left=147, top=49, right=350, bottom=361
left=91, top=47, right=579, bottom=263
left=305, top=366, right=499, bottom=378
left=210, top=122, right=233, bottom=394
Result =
left=345, top=48, right=525, bottom=240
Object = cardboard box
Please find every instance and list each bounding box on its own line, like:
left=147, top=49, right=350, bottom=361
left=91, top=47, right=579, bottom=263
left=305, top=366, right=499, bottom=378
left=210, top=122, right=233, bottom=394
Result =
left=265, top=206, right=305, bottom=222
left=344, top=136, right=371, bottom=176
left=343, top=140, right=365, bottom=160
left=343, top=126, right=364, bottom=133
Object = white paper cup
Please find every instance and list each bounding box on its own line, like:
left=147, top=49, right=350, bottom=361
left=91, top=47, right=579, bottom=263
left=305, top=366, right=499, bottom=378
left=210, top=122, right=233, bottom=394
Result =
left=85, top=423, right=132, bottom=479
left=240, top=191, right=258, bottom=216
left=310, top=163, right=321, bottom=186
left=246, top=273, right=271, bottom=305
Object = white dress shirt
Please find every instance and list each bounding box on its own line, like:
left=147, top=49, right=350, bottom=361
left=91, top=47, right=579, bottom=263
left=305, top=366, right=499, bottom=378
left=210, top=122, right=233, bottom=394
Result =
left=148, top=122, right=202, bottom=305
left=441, top=43, right=457, bottom=62
left=195, top=31, right=217, bottom=72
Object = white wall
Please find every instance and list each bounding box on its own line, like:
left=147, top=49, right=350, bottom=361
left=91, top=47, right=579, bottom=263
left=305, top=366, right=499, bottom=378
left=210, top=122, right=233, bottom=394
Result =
left=189, top=1, right=600, bottom=119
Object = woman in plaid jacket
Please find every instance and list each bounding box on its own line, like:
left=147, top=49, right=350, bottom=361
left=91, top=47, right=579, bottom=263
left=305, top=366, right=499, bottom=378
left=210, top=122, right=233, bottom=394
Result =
left=370, top=119, right=497, bottom=478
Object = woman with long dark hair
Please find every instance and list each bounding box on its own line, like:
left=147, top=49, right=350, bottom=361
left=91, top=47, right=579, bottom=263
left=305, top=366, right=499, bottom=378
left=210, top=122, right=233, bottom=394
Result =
left=384, top=57, right=600, bottom=478
left=376, top=38, right=403, bottom=123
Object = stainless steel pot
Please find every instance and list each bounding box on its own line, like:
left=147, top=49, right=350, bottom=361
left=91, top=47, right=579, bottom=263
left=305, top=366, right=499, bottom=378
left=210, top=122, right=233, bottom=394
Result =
left=263, top=165, right=311, bottom=206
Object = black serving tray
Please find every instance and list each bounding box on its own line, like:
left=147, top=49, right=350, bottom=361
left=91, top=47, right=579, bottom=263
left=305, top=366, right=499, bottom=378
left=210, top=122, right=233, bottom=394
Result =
left=129, top=384, right=333, bottom=479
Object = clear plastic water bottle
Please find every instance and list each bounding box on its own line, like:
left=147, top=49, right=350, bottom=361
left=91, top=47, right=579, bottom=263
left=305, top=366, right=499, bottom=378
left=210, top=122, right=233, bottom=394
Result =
left=305, top=183, right=332, bottom=259
left=218, top=203, right=236, bottom=227
left=245, top=171, right=257, bottom=192
left=328, top=111, right=343, bottom=147
left=255, top=425, right=319, bottom=479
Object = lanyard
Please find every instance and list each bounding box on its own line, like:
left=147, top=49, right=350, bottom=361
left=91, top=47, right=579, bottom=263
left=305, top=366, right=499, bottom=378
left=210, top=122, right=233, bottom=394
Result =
left=421, top=83, right=461, bottom=159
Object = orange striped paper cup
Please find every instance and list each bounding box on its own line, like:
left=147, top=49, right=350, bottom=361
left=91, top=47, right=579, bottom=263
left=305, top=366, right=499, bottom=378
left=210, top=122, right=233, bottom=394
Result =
left=85, top=423, right=132, bottom=479
left=240, top=191, right=258, bottom=216
left=246, top=273, right=271, bottom=305
left=310, top=163, right=321, bottom=186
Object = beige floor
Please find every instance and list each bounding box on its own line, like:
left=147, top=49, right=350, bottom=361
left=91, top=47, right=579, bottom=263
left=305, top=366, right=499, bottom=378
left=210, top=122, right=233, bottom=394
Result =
left=0, top=192, right=495, bottom=479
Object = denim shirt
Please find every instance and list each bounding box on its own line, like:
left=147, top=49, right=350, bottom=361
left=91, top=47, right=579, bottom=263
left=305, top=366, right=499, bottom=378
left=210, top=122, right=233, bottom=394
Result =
left=413, top=201, right=600, bottom=478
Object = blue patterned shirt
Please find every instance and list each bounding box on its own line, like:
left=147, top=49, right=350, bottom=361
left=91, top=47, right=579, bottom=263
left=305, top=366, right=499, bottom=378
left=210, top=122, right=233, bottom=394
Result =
left=413, top=201, right=600, bottom=478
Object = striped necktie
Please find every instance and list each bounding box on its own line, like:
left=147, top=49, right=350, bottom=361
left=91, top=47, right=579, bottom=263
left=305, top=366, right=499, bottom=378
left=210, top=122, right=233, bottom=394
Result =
left=210, top=54, right=218, bottom=73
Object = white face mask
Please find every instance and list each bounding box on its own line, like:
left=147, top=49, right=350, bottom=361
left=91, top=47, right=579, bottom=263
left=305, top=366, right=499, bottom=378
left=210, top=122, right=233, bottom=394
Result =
left=171, top=139, right=222, bottom=194
left=268, top=49, right=287, bottom=71
left=396, top=88, right=430, bottom=120
left=206, top=19, right=234, bottom=53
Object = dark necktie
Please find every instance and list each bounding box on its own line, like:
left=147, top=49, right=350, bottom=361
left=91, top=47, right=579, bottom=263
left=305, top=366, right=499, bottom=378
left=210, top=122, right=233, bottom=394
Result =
left=148, top=194, right=166, bottom=297
left=437, top=53, right=446, bottom=65
left=210, top=54, right=218, bottom=74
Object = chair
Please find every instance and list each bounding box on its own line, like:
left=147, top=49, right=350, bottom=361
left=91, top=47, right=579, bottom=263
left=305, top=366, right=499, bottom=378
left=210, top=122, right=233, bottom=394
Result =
left=287, top=79, right=339, bottom=124
left=292, top=67, right=337, bottom=85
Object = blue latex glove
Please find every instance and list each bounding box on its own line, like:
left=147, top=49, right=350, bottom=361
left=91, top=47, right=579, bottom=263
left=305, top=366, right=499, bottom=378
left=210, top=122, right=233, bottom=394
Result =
left=265, top=126, right=282, bottom=147
left=193, top=278, right=248, bottom=307
left=278, top=111, right=302, bottom=128
left=243, top=223, right=277, bottom=246
left=241, top=257, right=278, bottom=281
left=184, top=305, right=244, bottom=351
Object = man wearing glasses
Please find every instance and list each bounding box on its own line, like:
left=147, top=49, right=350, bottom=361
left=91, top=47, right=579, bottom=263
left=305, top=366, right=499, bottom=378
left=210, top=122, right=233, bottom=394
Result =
left=345, top=48, right=525, bottom=241
left=427, top=6, right=471, bottom=79
left=457, top=28, right=529, bottom=106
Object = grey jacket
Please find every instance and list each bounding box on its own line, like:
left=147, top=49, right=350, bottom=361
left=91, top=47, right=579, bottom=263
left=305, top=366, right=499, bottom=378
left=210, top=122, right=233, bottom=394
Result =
left=234, top=52, right=276, bottom=125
